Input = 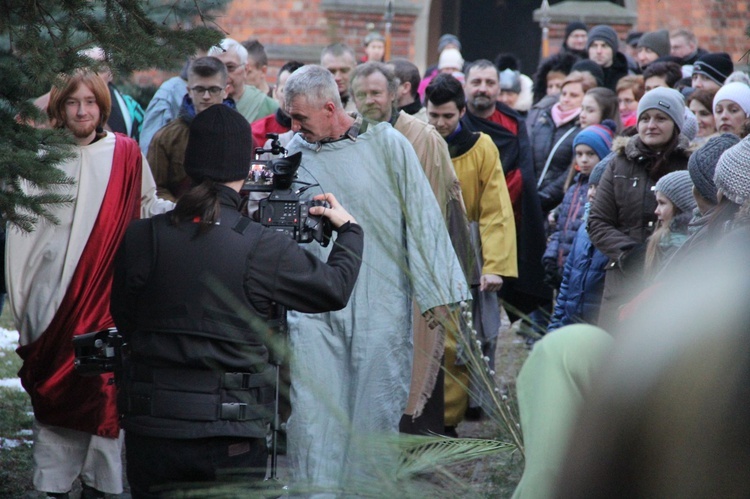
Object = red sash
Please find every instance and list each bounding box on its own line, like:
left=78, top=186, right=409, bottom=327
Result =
left=16, top=134, right=143, bottom=438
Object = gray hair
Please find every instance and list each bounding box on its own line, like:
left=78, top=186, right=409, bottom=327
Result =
left=207, top=38, right=248, bottom=65
left=285, top=65, right=343, bottom=109
left=320, top=43, right=356, bottom=64
left=350, top=62, right=400, bottom=100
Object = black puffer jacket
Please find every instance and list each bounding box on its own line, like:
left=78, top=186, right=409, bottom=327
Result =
left=111, top=185, right=364, bottom=439
left=527, top=99, right=581, bottom=212
left=602, top=52, right=635, bottom=91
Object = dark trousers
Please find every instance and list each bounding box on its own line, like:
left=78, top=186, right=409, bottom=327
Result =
left=125, top=433, right=267, bottom=498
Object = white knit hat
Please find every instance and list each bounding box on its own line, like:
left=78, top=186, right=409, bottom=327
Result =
left=438, top=48, right=464, bottom=71
left=714, top=135, right=750, bottom=205
left=712, top=81, right=750, bottom=116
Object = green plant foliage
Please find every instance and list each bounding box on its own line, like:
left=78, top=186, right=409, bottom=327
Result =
left=0, top=0, right=229, bottom=231
left=0, top=388, right=34, bottom=498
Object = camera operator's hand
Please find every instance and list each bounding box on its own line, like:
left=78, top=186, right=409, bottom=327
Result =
left=310, top=193, right=358, bottom=229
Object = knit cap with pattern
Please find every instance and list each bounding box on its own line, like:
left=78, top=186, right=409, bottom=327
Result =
left=572, top=119, right=617, bottom=160
left=688, top=133, right=740, bottom=204
left=655, top=170, right=697, bottom=215
left=714, top=135, right=750, bottom=205
left=693, top=52, right=733, bottom=87
left=589, top=154, right=613, bottom=185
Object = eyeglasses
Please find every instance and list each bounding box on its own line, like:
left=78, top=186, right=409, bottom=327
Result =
left=190, top=86, right=223, bottom=96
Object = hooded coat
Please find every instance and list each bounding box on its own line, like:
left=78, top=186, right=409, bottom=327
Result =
left=588, top=134, right=691, bottom=327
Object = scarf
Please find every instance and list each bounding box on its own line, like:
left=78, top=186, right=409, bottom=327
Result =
left=550, top=102, right=581, bottom=128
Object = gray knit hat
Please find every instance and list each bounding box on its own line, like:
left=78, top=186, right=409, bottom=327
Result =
left=637, top=87, right=685, bottom=132
left=499, top=68, right=521, bottom=93
left=586, top=25, right=619, bottom=52
left=688, top=133, right=740, bottom=204
left=714, top=135, right=750, bottom=205
left=655, top=170, right=697, bottom=215
left=637, top=29, right=670, bottom=58
left=438, top=34, right=461, bottom=53
left=589, top=153, right=614, bottom=185
left=682, top=107, right=698, bottom=141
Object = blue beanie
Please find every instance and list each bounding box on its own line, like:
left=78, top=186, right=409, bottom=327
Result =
left=573, top=119, right=617, bottom=161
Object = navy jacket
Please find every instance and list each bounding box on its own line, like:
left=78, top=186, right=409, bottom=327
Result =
left=548, top=209, right=608, bottom=331
left=543, top=173, right=590, bottom=271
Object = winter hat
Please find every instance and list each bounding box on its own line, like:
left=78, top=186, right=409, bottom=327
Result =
left=688, top=133, right=740, bottom=204
left=571, top=59, right=605, bottom=87
left=589, top=154, right=612, bottom=185
left=637, top=29, right=671, bottom=58
left=655, top=170, right=698, bottom=215
left=438, top=48, right=464, bottom=71
left=682, top=107, right=698, bottom=141
left=712, top=81, right=750, bottom=115
left=586, top=25, right=619, bottom=52
left=714, top=135, right=750, bottom=205
left=363, top=31, right=385, bottom=46
left=626, top=31, right=643, bottom=48
left=499, top=69, right=521, bottom=94
left=438, top=34, right=461, bottom=53
left=184, top=105, right=252, bottom=183
left=693, top=52, right=733, bottom=87
left=573, top=119, right=617, bottom=160
left=565, top=22, right=588, bottom=40
left=637, top=87, right=685, bottom=132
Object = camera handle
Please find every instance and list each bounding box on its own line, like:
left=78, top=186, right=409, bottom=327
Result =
left=255, top=133, right=287, bottom=159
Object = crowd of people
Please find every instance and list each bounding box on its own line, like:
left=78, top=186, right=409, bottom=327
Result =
left=4, top=19, right=750, bottom=499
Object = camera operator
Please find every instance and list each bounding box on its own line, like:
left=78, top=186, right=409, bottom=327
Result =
left=110, top=104, right=363, bottom=497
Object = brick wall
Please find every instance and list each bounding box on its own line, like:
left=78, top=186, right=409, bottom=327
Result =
left=219, top=0, right=418, bottom=83
left=636, top=0, right=748, bottom=67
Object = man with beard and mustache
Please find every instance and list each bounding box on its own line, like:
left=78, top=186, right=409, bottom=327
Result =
left=6, top=69, right=167, bottom=498
left=350, top=61, right=471, bottom=435
left=461, top=59, right=551, bottom=352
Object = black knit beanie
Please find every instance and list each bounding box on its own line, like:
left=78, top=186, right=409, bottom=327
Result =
left=184, top=105, right=253, bottom=183
left=571, top=59, right=605, bottom=87
left=693, top=52, right=734, bottom=87
left=565, top=22, right=588, bottom=40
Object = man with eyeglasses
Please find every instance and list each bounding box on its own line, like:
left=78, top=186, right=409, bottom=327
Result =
left=147, top=56, right=239, bottom=201
left=208, top=38, right=278, bottom=124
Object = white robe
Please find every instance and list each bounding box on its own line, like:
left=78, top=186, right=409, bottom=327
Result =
left=6, top=132, right=165, bottom=345
left=5, top=132, right=162, bottom=494
left=285, top=122, right=470, bottom=492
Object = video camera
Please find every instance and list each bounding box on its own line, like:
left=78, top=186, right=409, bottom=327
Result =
left=73, top=328, right=123, bottom=377
left=242, top=134, right=332, bottom=246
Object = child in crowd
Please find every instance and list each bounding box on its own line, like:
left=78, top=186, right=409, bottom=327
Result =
left=644, top=170, right=697, bottom=277
left=548, top=158, right=611, bottom=331
left=543, top=120, right=616, bottom=290
left=579, top=87, right=621, bottom=131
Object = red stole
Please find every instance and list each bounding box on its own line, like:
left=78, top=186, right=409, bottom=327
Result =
left=16, top=134, right=143, bottom=438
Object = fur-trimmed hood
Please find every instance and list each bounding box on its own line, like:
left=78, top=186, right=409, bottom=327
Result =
left=613, top=133, right=692, bottom=161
